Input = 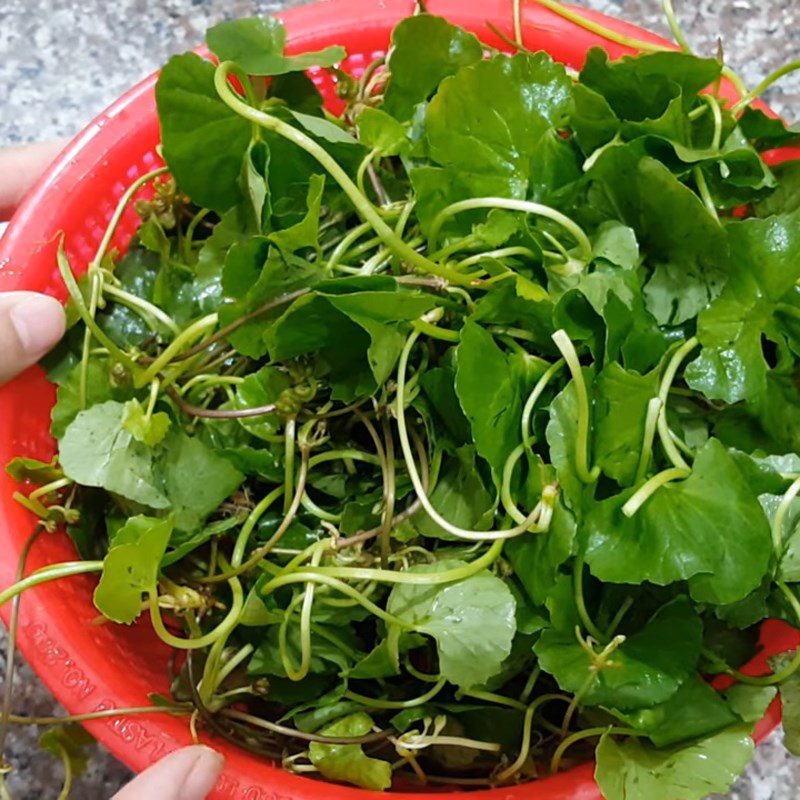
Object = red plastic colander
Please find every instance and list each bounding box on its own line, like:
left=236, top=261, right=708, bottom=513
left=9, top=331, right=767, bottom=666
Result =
left=1, top=1, right=799, bottom=798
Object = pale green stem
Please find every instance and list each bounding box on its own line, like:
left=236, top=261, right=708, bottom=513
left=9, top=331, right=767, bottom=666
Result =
left=489, top=325, right=536, bottom=342
left=635, top=397, right=663, bottom=483
left=329, top=264, right=361, bottom=275
left=701, top=94, right=724, bottom=151
left=263, top=571, right=412, bottom=628
left=658, top=336, right=700, bottom=405
left=283, top=545, right=324, bottom=682
left=574, top=556, right=607, bottom=642
left=428, top=197, right=592, bottom=264
left=135, top=314, right=219, bottom=386
left=461, top=689, right=526, bottom=711
left=656, top=337, right=699, bottom=471
left=268, top=541, right=503, bottom=588
left=57, top=247, right=138, bottom=373
left=79, top=271, right=103, bottom=409
left=551, top=330, right=600, bottom=483
left=404, top=659, right=440, bottom=683
left=320, top=582, right=377, bottom=608
left=694, top=166, right=719, bottom=222
left=215, top=62, right=474, bottom=287
left=662, top=0, right=692, bottom=52
left=520, top=666, right=541, bottom=705
left=397, top=331, right=547, bottom=540
left=345, top=678, right=446, bottom=710
left=772, top=477, right=800, bottom=555
left=606, top=597, right=634, bottom=639
left=378, top=415, right=396, bottom=570
left=412, top=318, right=460, bottom=342
left=0, top=562, right=103, bottom=608
left=284, top=418, right=296, bottom=515
left=535, top=0, right=670, bottom=52
left=733, top=60, right=800, bottom=113
left=210, top=458, right=308, bottom=583
left=446, top=285, right=477, bottom=312
left=513, top=0, right=523, bottom=46
left=550, top=727, right=640, bottom=775
left=55, top=744, right=73, bottom=800
left=326, top=221, right=373, bottom=274
left=278, top=594, right=306, bottom=681
left=398, top=734, right=500, bottom=754
left=428, top=235, right=481, bottom=264
left=178, top=374, right=244, bottom=395
left=196, top=557, right=243, bottom=702
left=622, top=467, right=690, bottom=517
left=6, top=706, right=185, bottom=726
left=231, top=487, right=285, bottom=568
left=496, top=694, right=571, bottom=783
left=28, top=478, right=72, bottom=502
left=345, top=235, right=383, bottom=260
left=688, top=104, right=709, bottom=121
left=500, top=445, right=529, bottom=525
left=669, top=428, right=694, bottom=458
left=393, top=200, right=415, bottom=235
left=300, top=492, right=340, bottom=522
left=357, top=147, right=380, bottom=198
left=456, top=246, right=537, bottom=269
left=184, top=208, right=211, bottom=264
left=308, top=449, right=384, bottom=470
left=144, top=378, right=160, bottom=421
left=264, top=542, right=318, bottom=581
left=212, top=643, right=254, bottom=691
left=148, top=576, right=243, bottom=650
left=541, top=230, right=571, bottom=262
left=500, top=446, right=558, bottom=527
left=657, top=412, right=691, bottom=471
left=94, top=167, right=169, bottom=268
left=103, top=284, right=180, bottom=335
left=360, top=238, right=423, bottom=276
left=521, top=359, right=565, bottom=449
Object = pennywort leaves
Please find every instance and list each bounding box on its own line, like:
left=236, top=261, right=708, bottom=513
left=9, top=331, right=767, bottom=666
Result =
left=23, top=10, right=800, bottom=795
left=387, top=562, right=516, bottom=689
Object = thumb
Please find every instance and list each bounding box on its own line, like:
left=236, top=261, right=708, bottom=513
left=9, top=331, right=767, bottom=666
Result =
left=0, top=141, right=69, bottom=221
left=0, top=292, right=66, bottom=385
left=111, top=745, right=224, bottom=800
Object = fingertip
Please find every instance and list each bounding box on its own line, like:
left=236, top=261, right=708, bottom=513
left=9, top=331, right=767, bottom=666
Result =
left=111, top=745, right=224, bottom=800
left=0, top=291, right=66, bottom=385
left=178, top=744, right=225, bottom=772
left=181, top=745, right=225, bottom=799
left=0, top=140, right=70, bottom=222
left=9, top=293, right=66, bottom=357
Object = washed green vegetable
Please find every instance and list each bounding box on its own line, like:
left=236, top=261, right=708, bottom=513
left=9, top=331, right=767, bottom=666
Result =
left=4, top=2, right=800, bottom=797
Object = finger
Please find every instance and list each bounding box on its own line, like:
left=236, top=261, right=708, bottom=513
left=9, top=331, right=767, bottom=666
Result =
left=0, top=292, right=66, bottom=385
left=0, top=141, right=69, bottom=222
left=111, top=746, right=224, bottom=800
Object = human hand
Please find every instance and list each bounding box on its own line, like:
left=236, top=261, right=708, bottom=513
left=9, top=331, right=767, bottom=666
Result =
left=111, top=746, right=224, bottom=800
left=1, top=147, right=225, bottom=797
left=0, top=141, right=66, bottom=222
left=0, top=291, right=65, bottom=384
left=0, top=143, right=67, bottom=384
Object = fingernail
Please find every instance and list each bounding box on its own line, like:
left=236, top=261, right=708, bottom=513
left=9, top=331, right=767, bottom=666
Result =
left=179, top=746, right=224, bottom=800
left=9, top=294, right=65, bottom=356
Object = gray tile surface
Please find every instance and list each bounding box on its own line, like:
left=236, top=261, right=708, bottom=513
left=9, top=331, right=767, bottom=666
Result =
left=1, top=0, right=799, bottom=797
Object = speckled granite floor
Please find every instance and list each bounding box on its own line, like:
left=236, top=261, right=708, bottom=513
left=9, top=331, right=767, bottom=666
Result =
left=1, top=1, right=799, bottom=798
